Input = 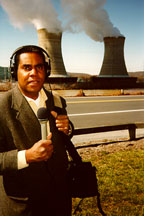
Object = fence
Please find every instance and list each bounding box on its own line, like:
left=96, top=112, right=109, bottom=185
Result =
left=74, top=123, right=144, bottom=141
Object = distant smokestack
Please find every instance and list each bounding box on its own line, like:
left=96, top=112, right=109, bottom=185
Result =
left=99, top=36, right=129, bottom=77
left=37, top=28, right=68, bottom=77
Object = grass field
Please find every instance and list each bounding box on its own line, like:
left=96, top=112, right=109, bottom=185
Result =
left=72, top=138, right=144, bottom=216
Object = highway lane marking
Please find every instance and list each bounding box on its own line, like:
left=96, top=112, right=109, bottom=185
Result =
left=67, top=98, right=144, bottom=104
left=68, top=109, right=144, bottom=117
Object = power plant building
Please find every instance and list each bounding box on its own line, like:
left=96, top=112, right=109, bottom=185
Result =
left=99, top=36, right=129, bottom=77
left=37, top=28, right=68, bottom=77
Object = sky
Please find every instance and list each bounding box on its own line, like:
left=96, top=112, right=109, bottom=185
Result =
left=0, top=0, right=144, bottom=75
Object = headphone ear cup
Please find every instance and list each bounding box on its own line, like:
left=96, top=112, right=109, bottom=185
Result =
left=45, top=62, right=51, bottom=78
left=10, top=66, right=14, bottom=75
left=47, top=63, right=51, bottom=77
left=10, top=60, right=16, bottom=79
left=10, top=63, right=17, bottom=80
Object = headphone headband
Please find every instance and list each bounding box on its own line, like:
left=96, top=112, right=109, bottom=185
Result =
left=10, top=45, right=51, bottom=80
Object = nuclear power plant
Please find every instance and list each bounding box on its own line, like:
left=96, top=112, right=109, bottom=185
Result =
left=99, top=36, right=129, bottom=77
left=36, top=31, right=137, bottom=89
left=89, top=36, right=137, bottom=89
left=37, top=28, right=68, bottom=77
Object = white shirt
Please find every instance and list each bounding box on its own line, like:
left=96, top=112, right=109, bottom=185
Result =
left=18, top=89, right=47, bottom=169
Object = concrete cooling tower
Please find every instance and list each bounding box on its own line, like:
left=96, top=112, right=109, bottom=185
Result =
left=37, top=28, right=68, bottom=77
left=99, top=36, right=129, bottom=77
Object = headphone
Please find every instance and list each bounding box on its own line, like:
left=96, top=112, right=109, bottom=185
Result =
left=10, top=45, right=51, bottom=80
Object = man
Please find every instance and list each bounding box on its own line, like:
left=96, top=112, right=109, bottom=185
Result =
left=0, top=45, right=72, bottom=216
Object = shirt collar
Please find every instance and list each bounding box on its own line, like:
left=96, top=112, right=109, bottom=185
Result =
left=24, top=93, right=40, bottom=107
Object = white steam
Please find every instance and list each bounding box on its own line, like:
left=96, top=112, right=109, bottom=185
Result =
left=0, top=0, right=122, bottom=41
left=61, top=0, right=122, bottom=41
left=0, top=0, right=62, bottom=32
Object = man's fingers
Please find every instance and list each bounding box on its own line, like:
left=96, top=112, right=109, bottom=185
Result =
left=47, top=132, right=52, bottom=140
left=51, top=111, right=69, bottom=135
left=51, top=111, right=58, bottom=119
left=56, top=115, right=68, bottom=120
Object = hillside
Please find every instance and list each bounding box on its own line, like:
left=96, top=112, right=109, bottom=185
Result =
left=129, top=71, right=144, bottom=83
left=129, top=71, right=144, bottom=77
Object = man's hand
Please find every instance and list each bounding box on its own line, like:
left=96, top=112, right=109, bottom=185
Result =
left=25, top=133, right=53, bottom=163
left=51, top=111, right=69, bottom=135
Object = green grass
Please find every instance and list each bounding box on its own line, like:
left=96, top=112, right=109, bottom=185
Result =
left=72, top=149, right=144, bottom=215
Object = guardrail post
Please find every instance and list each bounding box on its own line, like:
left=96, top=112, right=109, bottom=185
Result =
left=128, top=126, right=136, bottom=140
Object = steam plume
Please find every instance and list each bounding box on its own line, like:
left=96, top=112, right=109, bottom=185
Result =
left=61, top=0, right=123, bottom=41
left=0, top=0, right=122, bottom=41
left=0, top=0, right=61, bottom=32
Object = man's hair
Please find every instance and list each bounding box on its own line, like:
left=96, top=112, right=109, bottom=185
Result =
left=14, top=47, right=46, bottom=71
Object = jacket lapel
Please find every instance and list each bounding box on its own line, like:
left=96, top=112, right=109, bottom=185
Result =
left=11, top=86, right=41, bottom=147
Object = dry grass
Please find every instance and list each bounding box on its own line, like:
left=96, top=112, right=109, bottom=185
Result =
left=72, top=138, right=144, bottom=215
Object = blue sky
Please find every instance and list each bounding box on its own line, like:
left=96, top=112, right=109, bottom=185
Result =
left=0, top=0, right=144, bottom=75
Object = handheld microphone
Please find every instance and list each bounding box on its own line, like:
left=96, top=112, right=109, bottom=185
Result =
left=37, top=107, right=49, bottom=140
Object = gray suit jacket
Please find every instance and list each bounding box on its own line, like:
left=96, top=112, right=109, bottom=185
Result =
left=0, top=85, right=69, bottom=215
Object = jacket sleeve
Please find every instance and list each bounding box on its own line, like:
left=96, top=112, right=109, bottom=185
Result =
left=0, top=125, right=18, bottom=175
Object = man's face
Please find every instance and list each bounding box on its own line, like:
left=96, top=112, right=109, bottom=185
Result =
left=17, top=52, right=46, bottom=99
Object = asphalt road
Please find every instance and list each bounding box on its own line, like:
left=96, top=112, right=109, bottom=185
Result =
left=65, top=95, right=144, bottom=143
left=66, top=95, right=144, bottom=128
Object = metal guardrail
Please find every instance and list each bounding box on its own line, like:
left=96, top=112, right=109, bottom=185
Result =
left=74, top=123, right=144, bottom=140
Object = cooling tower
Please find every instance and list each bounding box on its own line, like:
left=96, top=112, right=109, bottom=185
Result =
left=99, top=36, right=129, bottom=77
left=37, top=28, right=68, bottom=77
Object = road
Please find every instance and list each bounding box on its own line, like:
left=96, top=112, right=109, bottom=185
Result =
left=65, top=95, right=144, bottom=143
left=66, top=95, right=144, bottom=128
left=1, top=91, right=144, bottom=142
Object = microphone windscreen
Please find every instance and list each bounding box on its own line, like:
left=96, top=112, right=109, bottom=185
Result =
left=37, top=107, right=49, bottom=120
